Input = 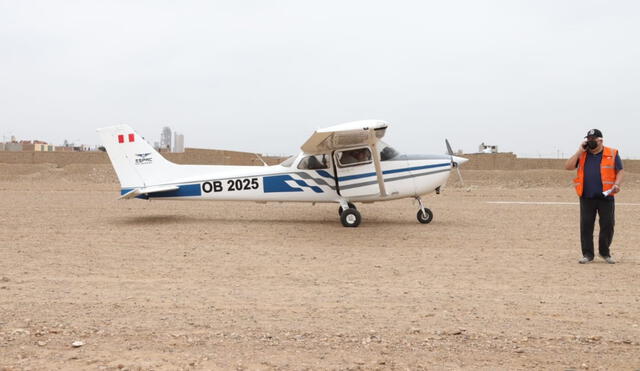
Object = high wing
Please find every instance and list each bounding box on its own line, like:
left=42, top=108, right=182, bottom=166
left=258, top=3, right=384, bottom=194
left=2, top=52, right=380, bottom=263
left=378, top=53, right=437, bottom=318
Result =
left=301, top=120, right=390, bottom=197
left=301, top=120, right=389, bottom=154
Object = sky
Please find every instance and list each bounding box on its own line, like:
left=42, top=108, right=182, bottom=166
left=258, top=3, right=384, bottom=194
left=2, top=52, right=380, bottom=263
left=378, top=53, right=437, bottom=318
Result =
left=1, top=0, right=639, bottom=158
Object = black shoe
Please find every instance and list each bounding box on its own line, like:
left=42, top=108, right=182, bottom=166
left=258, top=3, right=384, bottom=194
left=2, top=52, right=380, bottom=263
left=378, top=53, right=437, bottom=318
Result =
left=578, top=257, right=594, bottom=264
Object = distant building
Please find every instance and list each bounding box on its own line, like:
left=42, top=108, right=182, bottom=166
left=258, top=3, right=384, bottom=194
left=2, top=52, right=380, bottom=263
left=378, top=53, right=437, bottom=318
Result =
left=72, top=145, right=91, bottom=152
left=173, top=133, right=184, bottom=153
left=18, top=140, right=54, bottom=152
left=20, top=141, right=35, bottom=151
left=160, top=127, right=172, bottom=151
left=35, top=143, right=55, bottom=152
left=478, top=142, right=498, bottom=154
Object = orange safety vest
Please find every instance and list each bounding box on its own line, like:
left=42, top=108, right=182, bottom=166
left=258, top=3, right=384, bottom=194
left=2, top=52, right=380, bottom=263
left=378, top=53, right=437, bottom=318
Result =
left=574, top=146, right=618, bottom=197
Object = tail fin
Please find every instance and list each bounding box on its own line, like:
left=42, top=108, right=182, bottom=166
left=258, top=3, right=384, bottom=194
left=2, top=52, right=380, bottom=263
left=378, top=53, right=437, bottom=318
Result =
left=97, top=125, right=176, bottom=188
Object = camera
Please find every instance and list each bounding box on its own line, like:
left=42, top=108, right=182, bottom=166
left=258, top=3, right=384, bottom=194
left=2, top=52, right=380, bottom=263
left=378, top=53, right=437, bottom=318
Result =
left=584, top=140, right=598, bottom=150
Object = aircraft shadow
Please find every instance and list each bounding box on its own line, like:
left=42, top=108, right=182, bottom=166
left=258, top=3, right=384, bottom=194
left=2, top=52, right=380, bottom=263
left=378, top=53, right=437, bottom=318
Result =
left=109, top=214, right=438, bottom=227
left=111, top=215, right=201, bottom=226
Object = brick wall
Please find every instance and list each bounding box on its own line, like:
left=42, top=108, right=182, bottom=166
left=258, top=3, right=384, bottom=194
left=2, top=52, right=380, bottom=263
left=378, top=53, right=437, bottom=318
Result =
left=0, top=149, right=637, bottom=172
left=460, top=153, right=639, bottom=173
left=0, top=148, right=286, bottom=167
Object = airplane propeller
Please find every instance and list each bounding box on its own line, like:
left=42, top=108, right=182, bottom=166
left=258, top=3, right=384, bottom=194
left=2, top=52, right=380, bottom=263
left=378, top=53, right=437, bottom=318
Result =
left=445, top=139, right=465, bottom=187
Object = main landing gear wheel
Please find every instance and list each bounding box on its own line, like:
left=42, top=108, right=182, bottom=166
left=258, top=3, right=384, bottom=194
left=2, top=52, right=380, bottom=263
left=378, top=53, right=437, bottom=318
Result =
left=340, top=208, right=361, bottom=228
left=338, top=202, right=356, bottom=215
left=417, top=208, right=433, bottom=224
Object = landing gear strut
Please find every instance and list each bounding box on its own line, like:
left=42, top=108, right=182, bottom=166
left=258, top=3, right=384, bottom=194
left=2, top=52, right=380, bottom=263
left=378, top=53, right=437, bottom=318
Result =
left=416, top=196, right=433, bottom=224
left=338, top=202, right=356, bottom=216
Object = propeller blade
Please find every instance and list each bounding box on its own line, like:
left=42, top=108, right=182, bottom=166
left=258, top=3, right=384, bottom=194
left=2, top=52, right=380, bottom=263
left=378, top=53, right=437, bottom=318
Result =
left=445, top=138, right=454, bottom=156
left=445, top=139, right=465, bottom=187
left=455, top=166, right=465, bottom=187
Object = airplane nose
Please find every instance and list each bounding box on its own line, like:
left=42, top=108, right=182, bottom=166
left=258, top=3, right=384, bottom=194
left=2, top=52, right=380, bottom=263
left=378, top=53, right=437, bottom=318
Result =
left=451, top=155, right=468, bottom=166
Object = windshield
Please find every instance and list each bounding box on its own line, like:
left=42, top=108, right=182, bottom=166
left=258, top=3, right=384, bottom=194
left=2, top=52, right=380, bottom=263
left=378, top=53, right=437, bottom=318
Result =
left=379, top=141, right=400, bottom=161
left=279, top=155, right=296, bottom=167
left=298, top=154, right=329, bottom=170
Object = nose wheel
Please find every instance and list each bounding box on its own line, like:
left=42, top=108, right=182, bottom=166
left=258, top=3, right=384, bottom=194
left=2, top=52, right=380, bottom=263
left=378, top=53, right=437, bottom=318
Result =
left=415, top=196, right=433, bottom=224
left=417, top=208, right=433, bottom=224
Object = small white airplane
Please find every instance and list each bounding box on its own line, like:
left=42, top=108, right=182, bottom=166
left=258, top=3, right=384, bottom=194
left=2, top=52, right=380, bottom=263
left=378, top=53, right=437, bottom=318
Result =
left=98, top=121, right=467, bottom=227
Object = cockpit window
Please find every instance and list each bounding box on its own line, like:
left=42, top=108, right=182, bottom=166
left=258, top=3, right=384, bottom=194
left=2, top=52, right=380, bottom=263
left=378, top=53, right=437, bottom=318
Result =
left=379, top=141, right=400, bottom=161
left=298, top=154, right=329, bottom=170
left=279, top=155, right=296, bottom=167
left=337, top=147, right=373, bottom=167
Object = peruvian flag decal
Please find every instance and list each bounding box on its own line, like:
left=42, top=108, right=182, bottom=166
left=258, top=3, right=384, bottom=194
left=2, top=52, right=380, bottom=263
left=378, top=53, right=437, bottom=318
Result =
left=117, top=133, right=135, bottom=143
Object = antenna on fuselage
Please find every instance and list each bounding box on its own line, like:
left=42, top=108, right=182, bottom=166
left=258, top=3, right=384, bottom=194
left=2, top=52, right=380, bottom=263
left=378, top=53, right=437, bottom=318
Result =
left=254, top=153, right=269, bottom=166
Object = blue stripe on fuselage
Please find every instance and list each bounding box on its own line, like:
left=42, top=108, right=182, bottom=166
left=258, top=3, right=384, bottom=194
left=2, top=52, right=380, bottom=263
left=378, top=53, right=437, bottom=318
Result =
left=338, top=162, right=450, bottom=182
left=315, top=170, right=334, bottom=179
left=263, top=175, right=324, bottom=193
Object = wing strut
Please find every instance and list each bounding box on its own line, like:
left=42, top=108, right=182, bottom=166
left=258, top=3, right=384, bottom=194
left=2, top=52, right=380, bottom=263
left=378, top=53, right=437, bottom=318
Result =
left=369, top=128, right=387, bottom=197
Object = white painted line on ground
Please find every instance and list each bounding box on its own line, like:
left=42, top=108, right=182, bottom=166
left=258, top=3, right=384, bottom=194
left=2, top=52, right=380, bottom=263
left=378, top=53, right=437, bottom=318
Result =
left=488, top=201, right=577, bottom=205
left=487, top=201, right=640, bottom=206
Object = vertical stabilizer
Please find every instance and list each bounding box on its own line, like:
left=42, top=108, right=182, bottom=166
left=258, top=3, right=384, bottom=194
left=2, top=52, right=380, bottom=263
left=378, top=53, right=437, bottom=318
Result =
left=97, top=125, right=177, bottom=188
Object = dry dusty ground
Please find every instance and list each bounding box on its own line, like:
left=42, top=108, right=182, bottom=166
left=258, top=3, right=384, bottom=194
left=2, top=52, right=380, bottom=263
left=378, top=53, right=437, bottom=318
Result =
left=0, top=164, right=639, bottom=370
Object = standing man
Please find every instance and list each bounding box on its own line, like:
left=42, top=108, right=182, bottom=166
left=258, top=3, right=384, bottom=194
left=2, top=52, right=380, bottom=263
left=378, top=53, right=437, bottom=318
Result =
left=565, top=129, right=624, bottom=264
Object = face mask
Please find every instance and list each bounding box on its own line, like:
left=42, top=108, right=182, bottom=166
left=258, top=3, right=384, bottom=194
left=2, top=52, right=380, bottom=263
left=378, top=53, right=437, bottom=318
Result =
left=586, top=140, right=598, bottom=150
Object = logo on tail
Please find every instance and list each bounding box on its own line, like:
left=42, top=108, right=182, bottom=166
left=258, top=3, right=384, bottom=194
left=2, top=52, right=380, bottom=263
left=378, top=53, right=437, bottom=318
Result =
left=135, top=153, right=153, bottom=165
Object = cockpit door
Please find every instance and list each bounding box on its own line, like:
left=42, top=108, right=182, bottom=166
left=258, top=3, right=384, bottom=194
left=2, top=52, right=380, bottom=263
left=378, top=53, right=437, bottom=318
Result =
left=334, top=146, right=381, bottom=198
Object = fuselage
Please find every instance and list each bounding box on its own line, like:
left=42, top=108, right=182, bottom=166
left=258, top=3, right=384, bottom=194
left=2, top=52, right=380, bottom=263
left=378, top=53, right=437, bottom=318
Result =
left=122, top=146, right=456, bottom=203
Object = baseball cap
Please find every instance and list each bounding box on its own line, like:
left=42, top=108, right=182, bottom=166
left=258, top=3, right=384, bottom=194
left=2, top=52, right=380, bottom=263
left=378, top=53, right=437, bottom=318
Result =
left=585, top=129, right=603, bottom=138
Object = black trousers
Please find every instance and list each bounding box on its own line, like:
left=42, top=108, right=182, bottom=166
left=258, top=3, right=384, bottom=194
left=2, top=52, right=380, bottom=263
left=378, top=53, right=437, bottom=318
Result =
left=580, top=197, right=615, bottom=258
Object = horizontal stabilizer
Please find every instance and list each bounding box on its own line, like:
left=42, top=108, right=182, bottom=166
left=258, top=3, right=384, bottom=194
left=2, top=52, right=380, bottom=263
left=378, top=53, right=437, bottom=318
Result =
left=118, top=185, right=180, bottom=200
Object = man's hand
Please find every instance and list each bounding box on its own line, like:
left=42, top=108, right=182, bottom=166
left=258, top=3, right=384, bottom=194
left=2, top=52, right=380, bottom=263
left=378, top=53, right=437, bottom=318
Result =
left=565, top=141, right=587, bottom=170
left=612, top=184, right=621, bottom=194
left=578, top=140, right=587, bottom=152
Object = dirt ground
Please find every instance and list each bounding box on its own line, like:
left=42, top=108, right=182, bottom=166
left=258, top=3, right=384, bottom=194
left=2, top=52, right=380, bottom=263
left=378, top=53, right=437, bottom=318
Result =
left=1, top=164, right=639, bottom=370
